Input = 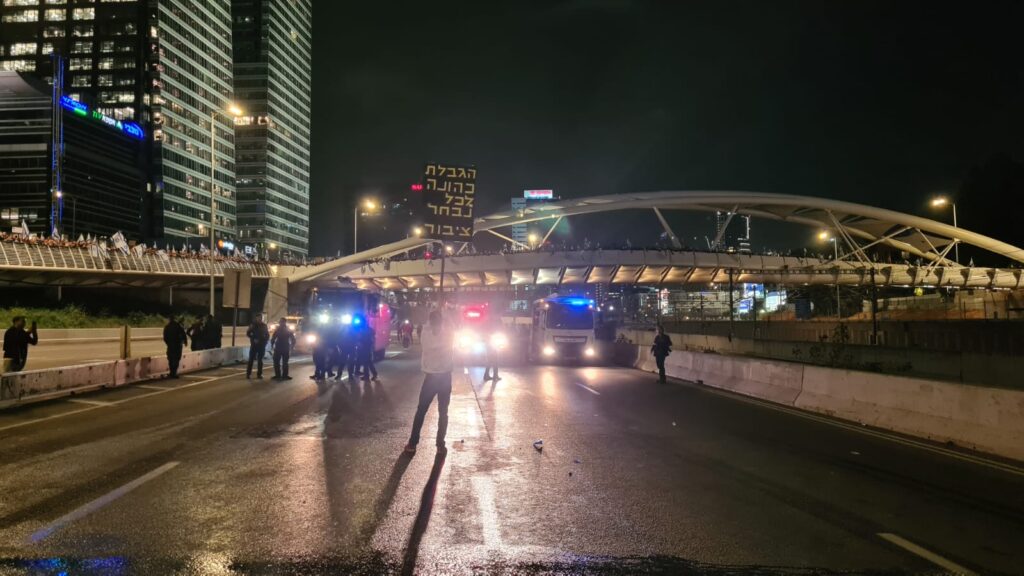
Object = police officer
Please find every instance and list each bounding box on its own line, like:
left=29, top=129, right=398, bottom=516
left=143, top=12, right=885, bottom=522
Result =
left=3, top=316, right=38, bottom=373
left=358, top=320, right=378, bottom=382
left=204, top=314, right=223, bottom=349
left=270, top=318, right=295, bottom=380
left=187, top=318, right=206, bottom=351
left=245, top=314, right=270, bottom=379
left=335, top=321, right=356, bottom=382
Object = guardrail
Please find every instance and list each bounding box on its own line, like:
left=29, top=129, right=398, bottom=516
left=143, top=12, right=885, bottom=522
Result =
left=0, top=346, right=249, bottom=409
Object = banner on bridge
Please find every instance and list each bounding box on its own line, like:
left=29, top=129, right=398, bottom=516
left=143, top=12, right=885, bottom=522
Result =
left=420, top=162, right=476, bottom=242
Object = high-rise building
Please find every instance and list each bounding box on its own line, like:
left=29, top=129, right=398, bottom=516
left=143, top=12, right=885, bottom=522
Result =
left=0, top=71, right=146, bottom=238
left=231, top=0, right=312, bottom=257
left=712, top=210, right=751, bottom=253
left=511, top=189, right=556, bottom=246
left=0, top=1, right=238, bottom=246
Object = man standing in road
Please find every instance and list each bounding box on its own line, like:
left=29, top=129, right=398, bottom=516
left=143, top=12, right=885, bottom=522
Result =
left=405, top=310, right=454, bottom=455
left=163, top=315, right=187, bottom=379
left=3, top=316, right=38, bottom=373
left=246, top=314, right=270, bottom=379
left=270, top=317, right=295, bottom=380
left=651, top=325, right=673, bottom=384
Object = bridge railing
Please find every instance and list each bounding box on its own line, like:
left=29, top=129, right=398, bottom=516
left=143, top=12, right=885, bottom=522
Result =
left=0, top=241, right=273, bottom=277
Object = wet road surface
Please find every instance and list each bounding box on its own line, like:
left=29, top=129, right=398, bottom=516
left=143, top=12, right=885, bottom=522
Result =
left=0, top=350, right=1021, bottom=575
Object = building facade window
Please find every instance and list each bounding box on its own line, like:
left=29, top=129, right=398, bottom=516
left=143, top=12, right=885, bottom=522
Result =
left=8, top=42, right=38, bottom=56
left=71, top=6, right=93, bottom=19
left=43, top=7, right=62, bottom=19
left=2, top=8, right=39, bottom=21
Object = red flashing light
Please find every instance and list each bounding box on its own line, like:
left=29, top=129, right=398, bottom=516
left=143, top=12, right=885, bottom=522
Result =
left=411, top=183, right=424, bottom=191
left=465, top=310, right=482, bottom=319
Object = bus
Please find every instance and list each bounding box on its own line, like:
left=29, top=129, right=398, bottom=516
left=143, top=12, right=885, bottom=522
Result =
left=302, top=286, right=391, bottom=359
left=530, top=296, right=597, bottom=362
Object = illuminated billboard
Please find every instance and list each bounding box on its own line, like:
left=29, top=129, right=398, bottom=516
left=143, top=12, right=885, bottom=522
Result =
left=59, top=96, right=145, bottom=140
left=524, top=189, right=553, bottom=199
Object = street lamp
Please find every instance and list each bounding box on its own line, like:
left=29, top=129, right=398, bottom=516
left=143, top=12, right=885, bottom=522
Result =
left=930, top=196, right=959, bottom=264
left=353, top=198, right=378, bottom=253
left=819, top=230, right=841, bottom=319
left=412, top=226, right=423, bottom=237
left=208, top=102, right=244, bottom=315
left=527, top=232, right=538, bottom=249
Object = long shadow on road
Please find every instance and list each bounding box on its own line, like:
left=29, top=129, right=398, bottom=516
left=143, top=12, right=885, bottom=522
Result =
left=399, top=451, right=446, bottom=576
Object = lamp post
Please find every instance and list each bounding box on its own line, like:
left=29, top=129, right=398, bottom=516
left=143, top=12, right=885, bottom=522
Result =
left=208, top=103, right=243, bottom=316
left=930, top=196, right=959, bottom=264
left=819, top=230, right=841, bottom=319
left=353, top=198, right=377, bottom=254
left=527, top=232, right=538, bottom=250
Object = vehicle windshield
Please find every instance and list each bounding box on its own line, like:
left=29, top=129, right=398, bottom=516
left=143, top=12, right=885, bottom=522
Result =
left=545, top=302, right=594, bottom=330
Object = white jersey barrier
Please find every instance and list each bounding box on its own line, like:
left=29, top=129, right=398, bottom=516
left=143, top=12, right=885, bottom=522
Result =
left=0, top=346, right=248, bottom=409
left=630, top=332, right=1024, bottom=462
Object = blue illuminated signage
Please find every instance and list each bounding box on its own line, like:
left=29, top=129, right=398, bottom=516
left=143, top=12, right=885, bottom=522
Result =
left=58, top=96, right=144, bottom=140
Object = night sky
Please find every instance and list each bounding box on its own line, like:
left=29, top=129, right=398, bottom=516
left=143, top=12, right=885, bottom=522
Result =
left=309, top=1, right=1023, bottom=257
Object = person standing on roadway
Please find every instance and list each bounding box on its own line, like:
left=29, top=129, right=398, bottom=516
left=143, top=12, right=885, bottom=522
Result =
left=188, top=317, right=206, bottom=351
left=3, top=316, right=38, bottom=373
left=651, top=325, right=673, bottom=384
left=270, top=317, right=295, bottom=380
left=204, top=314, right=223, bottom=349
left=405, top=310, right=454, bottom=455
left=482, top=314, right=503, bottom=382
left=246, top=315, right=270, bottom=379
left=358, top=320, right=378, bottom=382
left=162, top=315, right=187, bottom=379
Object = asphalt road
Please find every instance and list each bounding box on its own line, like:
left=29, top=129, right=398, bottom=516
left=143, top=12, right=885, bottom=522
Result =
left=0, top=349, right=1021, bottom=575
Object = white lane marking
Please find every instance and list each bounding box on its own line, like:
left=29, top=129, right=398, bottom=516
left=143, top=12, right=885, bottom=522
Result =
left=29, top=461, right=180, bottom=543
left=0, top=406, right=100, bottom=433
left=575, top=382, right=600, bottom=396
left=877, top=532, right=978, bottom=576
left=137, top=384, right=171, bottom=390
left=688, top=382, right=1024, bottom=478
left=471, top=476, right=502, bottom=549
left=66, top=399, right=114, bottom=406
left=179, top=374, right=210, bottom=380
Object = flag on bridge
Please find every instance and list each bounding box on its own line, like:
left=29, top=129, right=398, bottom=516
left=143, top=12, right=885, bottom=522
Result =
left=18, top=219, right=30, bottom=239
left=111, top=231, right=129, bottom=254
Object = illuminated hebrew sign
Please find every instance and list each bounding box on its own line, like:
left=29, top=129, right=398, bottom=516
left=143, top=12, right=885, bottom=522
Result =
left=420, top=162, right=476, bottom=242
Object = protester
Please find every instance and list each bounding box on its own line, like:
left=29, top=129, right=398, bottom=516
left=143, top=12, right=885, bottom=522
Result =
left=163, top=315, right=187, bottom=378
left=204, top=314, right=223, bottom=349
left=187, top=318, right=206, bottom=351
left=651, top=325, right=673, bottom=384
left=245, top=314, right=270, bottom=379
left=3, top=316, right=38, bottom=373
left=270, top=317, right=295, bottom=380
left=405, top=310, right=454, bottom=455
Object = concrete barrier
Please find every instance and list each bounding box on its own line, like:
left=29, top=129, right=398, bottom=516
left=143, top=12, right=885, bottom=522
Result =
left=0, top=346, right=249, bottom=408
left=34, top=327, right=244, bottom=345
left=630, top=341, right=1024, bottom=462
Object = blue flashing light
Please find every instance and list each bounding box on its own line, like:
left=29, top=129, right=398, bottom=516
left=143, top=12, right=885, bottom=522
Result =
left=554, top=297, right=595, bottom=307
left=352, top=315, right=363, bottom=326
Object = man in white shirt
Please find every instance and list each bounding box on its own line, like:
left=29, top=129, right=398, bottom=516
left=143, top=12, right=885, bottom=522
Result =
left=405, top=310, right=454, bottom=454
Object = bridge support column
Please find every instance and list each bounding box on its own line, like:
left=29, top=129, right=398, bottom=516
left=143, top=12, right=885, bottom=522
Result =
left=264, top=277, right=289, bottom=322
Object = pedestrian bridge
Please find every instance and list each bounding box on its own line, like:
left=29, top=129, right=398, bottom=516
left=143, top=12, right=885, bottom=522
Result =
left=334, top=250, right=1024, bottom=290
left=292, top=191, right=1024, bottom=291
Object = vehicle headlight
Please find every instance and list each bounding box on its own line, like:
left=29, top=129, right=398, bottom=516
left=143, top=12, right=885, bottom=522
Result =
left=340, top=314, right=352, bottom=325
left=317, top=313, right=329, bottom=324
left=584, top=347, right=596, bottom=357
left=542, top=345, right=556, bottom=356
left=305, top=333, right=317, bottom=344
left=490, top=332, right=509, bottom=350
left=287, top=323, right=297, bottom=331
left=456, top=329, right=476, bottom=351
